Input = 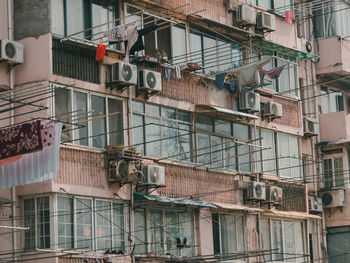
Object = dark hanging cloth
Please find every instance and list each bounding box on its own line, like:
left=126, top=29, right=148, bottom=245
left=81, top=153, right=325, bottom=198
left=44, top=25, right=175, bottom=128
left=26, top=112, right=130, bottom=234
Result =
left=126, top=24, right=159, bottom=55
left=215, top=73, right=227, bottom=90
left=259, top=65, right=286, bottom=79
left=0, top=120, right=43, bottom=160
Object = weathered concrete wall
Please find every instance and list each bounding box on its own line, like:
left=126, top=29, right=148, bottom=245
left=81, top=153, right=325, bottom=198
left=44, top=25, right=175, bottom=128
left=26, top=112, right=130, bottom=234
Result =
left=14, top=0, right=50, bottom=40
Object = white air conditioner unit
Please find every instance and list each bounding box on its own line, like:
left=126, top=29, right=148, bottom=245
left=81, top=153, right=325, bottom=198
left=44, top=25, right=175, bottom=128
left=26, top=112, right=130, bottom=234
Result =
left=256, top=12, right=276, bottom=32
left=322, top=189, right=345, bottom=208
left=309, top=196, right=323, bottom=213
left=142, top=164, right=165, bottom=186
left=138, top=69, right=162, bottom=92
left=111, top=62, right=137, bottom=85
left=267, top=186, right=283, bottom=205
left=264, top=102, right=283, bottom=118
left=109, top=160, right=142, bottom=183
left=239, top=91, right=260, bottom=112
left=246, top=182, right=266, bottom=201
left=0, top=39, right=24, bottom=64
left=234, top=4, right=257, bottom=25
left=304, top=117, right=318, bottom=136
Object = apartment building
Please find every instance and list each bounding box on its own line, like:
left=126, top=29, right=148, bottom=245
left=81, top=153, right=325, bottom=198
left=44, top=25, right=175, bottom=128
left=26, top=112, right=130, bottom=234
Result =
left=0, top=0, right=329, bottom=262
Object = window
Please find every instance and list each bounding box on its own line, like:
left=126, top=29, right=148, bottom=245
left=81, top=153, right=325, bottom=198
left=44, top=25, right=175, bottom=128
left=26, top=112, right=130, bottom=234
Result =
left=320, top=86, right=344, bottom=114
left=24, top=196, right=50, bottom=249
left=189, top=30, right=243, bottom=74
left=51, top=0, right=118, bottom=39
left=52, top=39, right=100, bottom=84
left=251, top=0, right=294, bottom=15
left=212, top=213, right=245, bottom=257
left=313, top=1, right=336, bottom=38
left=196, top=115, right=251, bottom=172
left=54, top=85, right=124, bottom=148
left=131, top=101, right=192, bottom=160
left=261, top=56, right=299, bottom=96
left=323, top=157, right=344, bottom=189
left=260, top=218, right=306, bottom=262
left=257, top=130, right=302, bottom=178
left=134, top=209, right=195, bottom=257
left=327, top=226, right=350, bottom=263
left=24, top=195, right=124, bottom=251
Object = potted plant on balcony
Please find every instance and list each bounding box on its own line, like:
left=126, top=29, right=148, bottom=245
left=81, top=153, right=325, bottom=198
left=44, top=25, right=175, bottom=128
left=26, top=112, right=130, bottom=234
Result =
left=124, top=146, right=137, bottom=157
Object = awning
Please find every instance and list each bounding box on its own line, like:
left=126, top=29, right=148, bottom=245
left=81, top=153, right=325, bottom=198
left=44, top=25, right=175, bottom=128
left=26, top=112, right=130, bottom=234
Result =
left=316, top=139, right=350, bottom=147
left=252, top=39, right=320, bottom=61
left=134, top=193, right=217, bottom=208
left=196, top=104, right=259, bottom=120
left=263, top=210, right=322, bottom=220
left=211, top=202, right=264, bottom=213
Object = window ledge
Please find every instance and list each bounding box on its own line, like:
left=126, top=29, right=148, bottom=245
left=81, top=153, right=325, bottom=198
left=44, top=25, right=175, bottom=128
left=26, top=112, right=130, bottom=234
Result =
left=61, top=143, right=105, bottom=154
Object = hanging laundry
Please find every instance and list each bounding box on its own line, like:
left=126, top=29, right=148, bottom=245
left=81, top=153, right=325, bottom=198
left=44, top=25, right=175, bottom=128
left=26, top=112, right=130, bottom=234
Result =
left=163, top=67, right=171, bottom=81
left=0, top=120, right=42, bottom=160
left=124, top=26, right=138, bottom=63
left=0, top=122, right=62, bottom=189
left=215, top=72, right=227, bottom=90
left=108, top=24, right=128, bottom=43
left=129, top=24, right=159, bottom=55
left=285, top=10, right=293, bottom=24
left=259, top=65, right=286, bottom=79
left=174, top=66, right=181, bottom=79
left=95, top=44, right=107, bottom=61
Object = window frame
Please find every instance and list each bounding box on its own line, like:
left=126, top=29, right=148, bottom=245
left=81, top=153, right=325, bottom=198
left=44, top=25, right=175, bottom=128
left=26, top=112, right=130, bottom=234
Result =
left=322, top=155, right=345, bottom=189
left=260, top=218, right=307, bottom=263
left=52, top=83, right=125, bottom=149
left=134, top=208, right=196, bottom=257
left=212, top=212, right=246, bottom=258
left=320, top=86, right=344, bottom=114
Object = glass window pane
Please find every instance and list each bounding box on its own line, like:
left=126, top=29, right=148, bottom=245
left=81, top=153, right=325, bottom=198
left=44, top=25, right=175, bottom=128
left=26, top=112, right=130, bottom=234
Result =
left=24, top=199, right=36, bottom=249
left=278, top=133, right=291, bottom=177
left=180, top=212, right=194, bottom=257
left=55, top=87, right=72, bottom=142
left=145, top=117, right=161, bottom=157
left=220, top=214, right=237, bottom=253
left=178, top=111, right=191, bottom=123
left=178, top=124, right=192, bottom=161
left=92, top=0, right=115, bottom=40
left=334, top=158, right=344, bottom=188
left=51, top=0, right=65, bottom=36
left=108, top=98, right=123, bottom=146
left=295, top=221, right=305, bottom=261
left=218, top=41, right=232, bottom=72
left=278, top=60, right=290, bottom=93
left=145, top=104, right=160, bottom=117
left=132, top=101, right=144, bottom=113
left=171, top=26, right=187, bottom=64
left=37, top=197, right=50, bottom=248
left=148, top=210, right=164, bottom=255
left=162, top=120, right=178, bottom=158
left=91, top=95, right=106, bottom=148
left=224, top=138, right=236, bottom=171
left=133, top=114, right=145, bottom=154
left=76, top=198, right=92, bottom=249
left=66, top=0, right=84, bottom=37
left=96, top=200, right=112, bottom=250
left=271, top=220, right=284, bottom=261
left=323, top=159, right=333, bottom=189
left=196, top=115, right=213, bottom=131
left=262, top=130, right=276, bottom=174
left=211, top=136, right=223, bottom=169
left=161, top=107, right=176, bottom=119
left=57, top=196, right=73, bottom=249
left=197, top=133, right=210, bottom=165
left=166, top=211, right=180, bottom=256
left=190, top=31, right=202, bottom=65
left=203, top=36, right=217, bottom=74
left=73, top=91, right=88, bottom=146
left=260, top=219, right=271, bottom=261
left=284, top=221, right=296, bottom=262
left=113, top=203, right=124, bottom=252
left=215, top=119, right=231, bottom=135
left=134, top=209, right=146, bottom=254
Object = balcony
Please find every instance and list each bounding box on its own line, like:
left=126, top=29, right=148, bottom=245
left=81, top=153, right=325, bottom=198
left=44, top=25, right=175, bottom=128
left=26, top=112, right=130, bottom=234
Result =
left=316, top=37, right=350, bottom=78
left=319, top=111, right=350, bottom=143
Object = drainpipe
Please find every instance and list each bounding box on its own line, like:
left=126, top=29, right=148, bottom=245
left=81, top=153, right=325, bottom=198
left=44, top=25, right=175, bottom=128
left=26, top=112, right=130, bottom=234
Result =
left=8, top=0, right=16, bottom=260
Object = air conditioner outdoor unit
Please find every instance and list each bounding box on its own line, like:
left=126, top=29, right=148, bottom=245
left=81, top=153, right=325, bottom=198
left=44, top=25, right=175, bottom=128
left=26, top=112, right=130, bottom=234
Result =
left=0, top=39, right=24, bottom=64
left=138, top=69, right=162, bottom=92
left=142, top=164, right=165, bottom=186
left=109, top=160, right=142, bottom=183
left=267, top=186, right=283, bottom=205
left=246, top=182, right=266, bottom=201
left=322, top=189, right=345, bottom=208
left=234, top=4, right=257, bottom=25
left=264, top=102, right=283, bottom=118
left=256, top=12, right=276, bottom=32
left=304, top=117, right=318, bottom=136
left=239, top=91, right=260, bottom=112
left=111, top=62, right=137, bottom=85
left=309, top=196, right=323, bottom=213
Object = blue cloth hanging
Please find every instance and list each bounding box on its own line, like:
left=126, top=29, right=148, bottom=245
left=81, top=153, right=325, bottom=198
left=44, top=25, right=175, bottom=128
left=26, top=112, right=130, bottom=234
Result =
left=229, top=80, right=235, bottom=92
left=215, top=73, right=227, bottom=90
